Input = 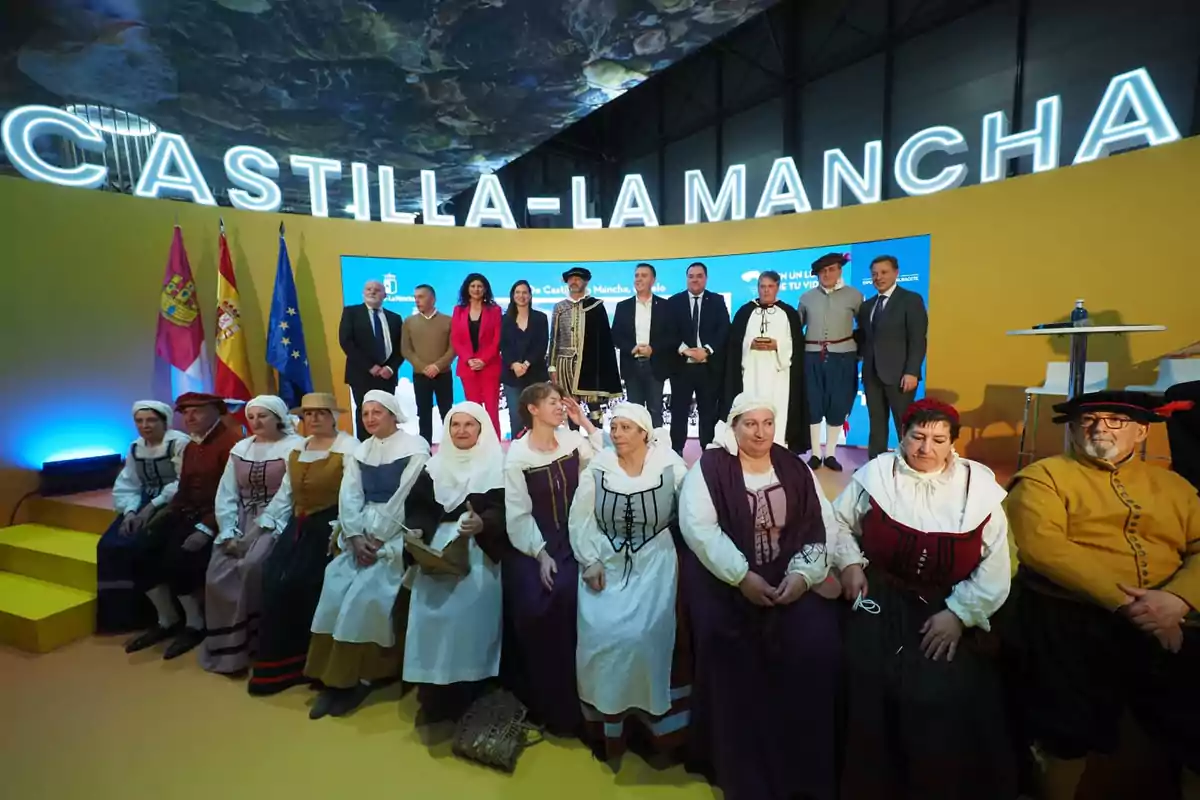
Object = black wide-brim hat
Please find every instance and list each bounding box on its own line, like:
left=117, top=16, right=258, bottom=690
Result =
left=562, top=266, right=592, bottom=282
left=811, top=252, right=848, bottom=275
left=1051, top=390, right=1193, bottom=424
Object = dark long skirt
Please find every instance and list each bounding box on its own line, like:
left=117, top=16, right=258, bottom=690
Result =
left=841, top=572, right=1017, bottom=800
left=683, top=549, right=841, bottom=800
left=248, top=507, right=337, bottom=695
left=95, top=512, right=156, bottom=633
left=501, top=547, right=581, bottom=737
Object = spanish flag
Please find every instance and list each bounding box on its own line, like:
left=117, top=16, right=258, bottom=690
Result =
left=214, top=220, right=254, bottom=414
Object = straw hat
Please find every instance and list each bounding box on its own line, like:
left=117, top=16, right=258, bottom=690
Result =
left=293, top=392, right=346, bottom=414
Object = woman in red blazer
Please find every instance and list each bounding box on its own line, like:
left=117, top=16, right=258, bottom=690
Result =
left=450, top=273, right=503, bottom=433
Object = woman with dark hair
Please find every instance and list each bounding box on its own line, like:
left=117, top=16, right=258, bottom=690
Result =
left=500, top=280, right=549, bottom=438
left=503, top=381, right=601, bottom=736
left=451, top=273, right=503, bottom=434
left=832, top=398, right=1016, bottom=799
left=96, top=400, right=191, bottom=633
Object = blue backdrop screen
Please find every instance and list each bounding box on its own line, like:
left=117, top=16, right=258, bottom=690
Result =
left=341, top=235, right=930, bottom=446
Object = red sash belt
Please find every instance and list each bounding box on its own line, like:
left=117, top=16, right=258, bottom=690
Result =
left=804, top=336, right=854, bottom=360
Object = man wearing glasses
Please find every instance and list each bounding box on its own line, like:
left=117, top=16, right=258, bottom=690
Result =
left=1004, top=390, right=1199, bottom=799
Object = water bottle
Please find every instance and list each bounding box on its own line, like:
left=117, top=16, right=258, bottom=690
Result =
left=1071, top=299, right=1090, bottom=327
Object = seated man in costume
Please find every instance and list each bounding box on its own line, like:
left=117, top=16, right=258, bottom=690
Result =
left=1006, top=390, right=1199, bottom=800
left=834, top=398, right=1015, bottom=799
left=201, top=395, right=303, bottom=674
left=306, top=389, right=429, bottom=719
left=723, top=270, right=808, bottom=454
left=125, top=393, right=242, bottom=659
left=402, top=401, right=507, bottom=722
left=568, top=403, right=691, bottom=761
left=678, top=393, right=841, bottom=800
left=548, top=266, right=622, bottom=427
left=96, top=400, right=191, bottom=633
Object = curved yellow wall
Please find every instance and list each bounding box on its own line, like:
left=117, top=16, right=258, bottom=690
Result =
left=1, top=136, right=1197, bottom=507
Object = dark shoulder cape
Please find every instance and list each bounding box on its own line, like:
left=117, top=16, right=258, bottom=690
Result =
left=697, top=445, right=826, bottom=583
left=720, top=300, right=810, bottom=454
left=578, top=298, right=622, bottom=395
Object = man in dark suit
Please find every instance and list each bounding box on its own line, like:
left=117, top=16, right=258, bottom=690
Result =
left=666, top=261, right=731, bottom=453
left=339, top=279, right=405, bottom=440
left=612, top=262, right=672, bottom=428
left=856, top=255, right=928, bottom=458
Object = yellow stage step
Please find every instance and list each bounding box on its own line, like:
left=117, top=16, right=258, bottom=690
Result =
left=0, top=525, right=100, bottom=593
left=23, top=493, right=116, bottom=536
left=0, top=572, right=95, bottom=653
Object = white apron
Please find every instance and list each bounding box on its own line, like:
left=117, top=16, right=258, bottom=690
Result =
left=403, top=520, right=503, bottom=684
left=742, top=305, right=793, bottom=446
left=577, top=530, right=678, bottom=716
left=310, top=521, right=407, bottom=647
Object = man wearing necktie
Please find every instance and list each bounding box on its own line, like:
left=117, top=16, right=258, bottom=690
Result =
left=339, top=279, right=405, bottom=440
left=666, top=262, right=730, bottom=454
left=855, top=255, right=928, bottom=458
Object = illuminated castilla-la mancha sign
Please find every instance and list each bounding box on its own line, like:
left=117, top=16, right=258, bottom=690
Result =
left=0, top=68, right=1181, bottom=229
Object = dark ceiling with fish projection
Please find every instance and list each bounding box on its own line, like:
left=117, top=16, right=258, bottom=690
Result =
left=0, top=0, right=778, bottom=212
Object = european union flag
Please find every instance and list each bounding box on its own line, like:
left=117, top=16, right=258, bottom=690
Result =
left=266, top=225, right=313, bottom=409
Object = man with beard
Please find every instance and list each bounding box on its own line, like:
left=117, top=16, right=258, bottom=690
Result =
left=1006, top=390, right=1200, bottom=800
left=721, top=270, right=809, bottom=453
left=548, top=266, right=622, bottom=427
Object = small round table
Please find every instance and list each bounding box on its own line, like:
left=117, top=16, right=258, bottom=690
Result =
left=1007, top=324, right=1167, bottom=451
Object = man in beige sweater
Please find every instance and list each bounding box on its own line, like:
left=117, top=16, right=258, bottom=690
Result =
left=400, top=284, right=456, bottom=444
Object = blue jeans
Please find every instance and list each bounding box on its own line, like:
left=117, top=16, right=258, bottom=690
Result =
left=623, top=358, right=664, bottom=428
left=504, top=384, right=525, bottom=438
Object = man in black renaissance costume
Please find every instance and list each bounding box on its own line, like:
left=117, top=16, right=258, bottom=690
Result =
left=548, top=266, right=622, bottom=426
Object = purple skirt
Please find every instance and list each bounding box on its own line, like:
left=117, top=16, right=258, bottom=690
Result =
left=682, top=547, right=841, bottom=800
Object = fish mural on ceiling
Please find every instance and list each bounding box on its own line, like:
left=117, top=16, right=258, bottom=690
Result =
left=0, top=0, right=778, bottom=212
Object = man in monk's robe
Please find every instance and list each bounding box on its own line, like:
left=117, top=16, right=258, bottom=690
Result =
left=1006, top=390, right=1200, bottom=800
left=721, top=270, right=809, bottom=454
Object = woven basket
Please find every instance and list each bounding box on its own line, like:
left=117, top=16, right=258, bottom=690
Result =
left=452, top=689, right=543, bottom=772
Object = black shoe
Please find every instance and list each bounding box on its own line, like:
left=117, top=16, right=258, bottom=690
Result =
left=125, top=623, right=181, bottom=654
left=329, top=683, right=374, bottom=717
left=823, top=457, right=844, bottom=472
left=807, top=455, right=822, bottom=470
left=162, top=627, right=205, bottom=660
left=310, top=688, right=342, bottom=720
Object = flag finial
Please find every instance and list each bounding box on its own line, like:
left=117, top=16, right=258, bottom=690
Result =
left=219, top=217, right=225, bottom=234
left=279, top=221, right=285, bottom=236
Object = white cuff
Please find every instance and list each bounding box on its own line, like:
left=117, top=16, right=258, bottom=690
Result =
left=194, top=523, right=214, bottom=537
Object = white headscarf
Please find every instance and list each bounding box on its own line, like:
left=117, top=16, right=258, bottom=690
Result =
left=131, top=400, right=173, bottom=421
left=362, top=389, right=405, bottom=422
left=709, top=393, right=777, bottom=456
left=425, top=401, right=504, bottom=511
left=594, top=402, right=674, bottom=476
left=246, top=394, right=297, bottom=435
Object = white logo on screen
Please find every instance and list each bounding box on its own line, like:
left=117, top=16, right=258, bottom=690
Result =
left=741, top=270, right=760, bottom=283
left=383, top=273, right=399, bottom=297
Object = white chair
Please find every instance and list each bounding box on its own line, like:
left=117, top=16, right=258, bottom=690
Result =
left=1125, top=358, right=1200, bottom=393
left=1125, top=359, right=1200, bottom=459
left=1017, top=362, right=1109, bottom=469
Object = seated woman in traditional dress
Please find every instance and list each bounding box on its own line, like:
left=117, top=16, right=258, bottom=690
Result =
left=200, top=395, right=303, bottom=674
left=503, top=381, right=602, bottom=736
left=402, top=401, right=507, bottom=722
left=306, top=389, right=429, bottom=719
left=248, top=393, right=358, bottom=696
left=832, top=398, right=1015, bottom=799
left=678, top=393, right=840, bottom=800
left=568, top=402, right=690, bottom=761
left=96, top=400, right=191, bottom=633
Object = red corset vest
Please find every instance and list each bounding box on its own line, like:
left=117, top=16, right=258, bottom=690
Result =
left=859, top=487, right=989, bottom=599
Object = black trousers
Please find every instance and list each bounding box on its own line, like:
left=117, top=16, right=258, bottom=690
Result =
left=349, top=377, right=398, bottom=441
left=863, top=367, right=915, bottom=458
left=412, top=371, right=454, bottom=445
left=670, top=363, right=720, bottom=453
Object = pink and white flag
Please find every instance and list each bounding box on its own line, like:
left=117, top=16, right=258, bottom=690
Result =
left=155, top=226, right=212, bottom=397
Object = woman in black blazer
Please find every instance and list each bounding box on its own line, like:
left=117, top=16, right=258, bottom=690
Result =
left=500, top=280, right=550, bottom=438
